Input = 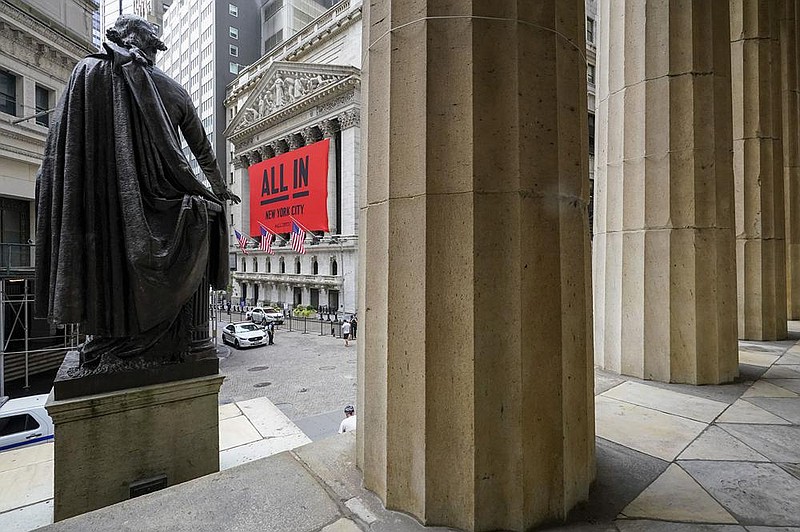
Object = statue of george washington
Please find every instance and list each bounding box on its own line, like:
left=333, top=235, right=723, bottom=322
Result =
left=35, top=15, right=239, bottom=386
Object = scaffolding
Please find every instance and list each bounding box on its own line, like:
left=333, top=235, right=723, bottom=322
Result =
left=0, top=278, right=83, bottom=397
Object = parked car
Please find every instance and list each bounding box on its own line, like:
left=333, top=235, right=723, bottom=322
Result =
left=221, top=322, right=267, bottom=349
left=0, top=394, right=54, bottom=452
left=249, top=306, right=284, bottom=325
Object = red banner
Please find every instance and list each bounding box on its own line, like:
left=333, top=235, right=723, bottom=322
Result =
left=248, top=139, right=330, bottom=235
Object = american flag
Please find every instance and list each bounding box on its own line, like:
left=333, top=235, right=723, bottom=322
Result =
left=234, top=228, right=249, bottom=255
left=290, top=218, right=307, bottom=254
left=258, top=222, right=275, bottom=254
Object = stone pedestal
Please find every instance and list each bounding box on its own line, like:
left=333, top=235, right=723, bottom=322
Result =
left=593, top=0, right=739, bottom=383
left=46, top=373, right=224, bottom=521
left=358, top=2, right=594, bottom=530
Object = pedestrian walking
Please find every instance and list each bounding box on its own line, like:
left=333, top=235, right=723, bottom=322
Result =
left=341, top=319, right=351, bottom=347
left=267, top=321, right=275, bottom=345
left=338, top=405, right=356, bottom=433
left=350, top=316, right=357, bottom=340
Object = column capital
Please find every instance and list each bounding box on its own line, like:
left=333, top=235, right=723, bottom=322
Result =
left=338, top=109, right=360, bottom=129
left=320, top=118, right=340, bottom=138
left=286, top=133, right=304, bottom=150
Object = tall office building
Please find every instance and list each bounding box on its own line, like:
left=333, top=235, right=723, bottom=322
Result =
left=98, top=0, right=172, bottom=36
left=260, top=0, right=336, bottom=54
left=157, top=0, right=260, bottom=182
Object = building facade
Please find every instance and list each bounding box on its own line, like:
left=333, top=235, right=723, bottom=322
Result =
left=260, top=0, right=335, bottom=54
left=0, top=0, right=94, bottom=267
left=224, top=0, right=595, bottom=317
left=156, top=0, right=260, bottom=184
left=98, top=0, right=171, bottom=36
left=225, top=0, right=361, bottom=315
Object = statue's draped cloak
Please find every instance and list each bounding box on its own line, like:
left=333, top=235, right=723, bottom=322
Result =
left=35, top=44, right=228, bottom=337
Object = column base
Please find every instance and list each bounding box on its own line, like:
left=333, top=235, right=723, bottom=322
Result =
left=45, top=371, right=224, bottom=521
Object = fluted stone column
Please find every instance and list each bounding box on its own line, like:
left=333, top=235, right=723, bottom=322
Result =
left=358, top=2, right=594, bottom=530
left=594, top=1, right=738, bottom=384
left=782, top=1, right=800, bottom=318
left=731, top=0, right=788, bottom=340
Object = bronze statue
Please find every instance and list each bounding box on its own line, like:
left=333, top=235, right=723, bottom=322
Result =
left=35, top=15, right=239, bottom=385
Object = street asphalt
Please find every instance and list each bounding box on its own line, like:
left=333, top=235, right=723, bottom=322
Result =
left=214, top=316, right=357, bottom=440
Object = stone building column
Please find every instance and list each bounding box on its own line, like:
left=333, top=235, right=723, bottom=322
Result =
left=339, top=110, right=361, bottom=236
left=782, top=1, right=800, bottom=318
left=593, top=1, right=738, bottom=384
left=358, top=2, right=594, bottom=530
left=321, top=119, right=340, bottom=235
left=731, top=0, right=787, bottom=340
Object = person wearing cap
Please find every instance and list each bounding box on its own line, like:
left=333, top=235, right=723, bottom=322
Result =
left=338, top=405, right=356, bottom=433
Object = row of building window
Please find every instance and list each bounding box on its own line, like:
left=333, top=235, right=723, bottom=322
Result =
left=0, top=69, right=54, bottom=127
left=241, top=256, right=338, bottom=276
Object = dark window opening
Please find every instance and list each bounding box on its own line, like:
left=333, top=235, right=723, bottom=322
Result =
left=35, top=85, right=52, bottom=127
left=0, top=414, right=40, bottom=437
left=0, top=70, right=17, bottom=116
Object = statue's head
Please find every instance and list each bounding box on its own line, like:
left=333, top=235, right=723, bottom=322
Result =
left=106, top=15, right=167, bottom=61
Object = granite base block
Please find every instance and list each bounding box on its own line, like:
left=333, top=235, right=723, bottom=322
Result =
left=45, top=373, right=224, bottom=521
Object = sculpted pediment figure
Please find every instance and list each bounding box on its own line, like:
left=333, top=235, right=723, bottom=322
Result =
left=227, top=62, right=359, bottom=136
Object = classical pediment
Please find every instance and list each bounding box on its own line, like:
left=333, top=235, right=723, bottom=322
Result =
left=225, top=61, right=359, bottom=139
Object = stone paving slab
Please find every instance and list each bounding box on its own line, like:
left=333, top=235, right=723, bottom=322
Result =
left=742, top=381, right=799, bottom=398
left=744, top=398, right=800, bottom=424
left=0, top=443, right=52, bottom=474
left=775, top=353, right=800, bottom=365
left=602, top=381, right=728, bottom=422
left=217, top=402, right=241, bottom=420
left=0, top=499, right=52, bottom=532
left=616, top=521, right=745, bottom=531
left=218, top=413, right=262, bottom=451
left=739, top=364, right=770, bottom=383
left=595, top=396, right=706, bottom=461
left=739, top=351, right=781, bottom=367
left=678, top=426, right=769, bottom=462
left=763, top=365, right=800, bottom=379
left=765, top=379, right=800, bottom=394
left=568, top=438, right=668, bottom=523
left=716, top=399, right=791, bottom=425
left=781, top=463, right=800, bottom=481
left=717, top=424, right=800, bottom=463
left=0, top=458, right=53, bottom=514
left=38, top=452, right=342, bottom=532
left=681, top=461, right=800, bottom=527
left=620, top=464, right=736, bottom=523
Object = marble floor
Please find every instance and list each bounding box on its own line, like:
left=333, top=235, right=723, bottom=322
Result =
left=577, top=329, right=800, bottom=531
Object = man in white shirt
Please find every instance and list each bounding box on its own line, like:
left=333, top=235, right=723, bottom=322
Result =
left=338, top=405, right=356, bottom=433
left=341, top=320, right=352, bottom=347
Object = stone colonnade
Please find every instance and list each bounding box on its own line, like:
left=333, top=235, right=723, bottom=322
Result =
left=232, top=117, right=343, bottom=169
left=358, top=1, right=594, bottom=531
left=594, top=0, right=800, bottom=385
